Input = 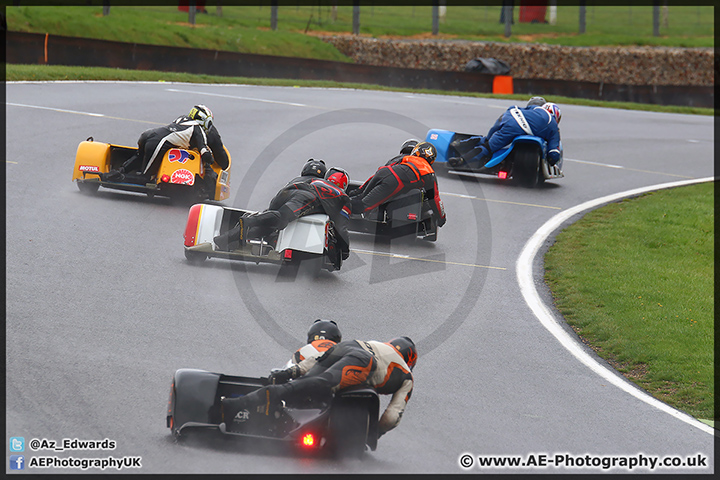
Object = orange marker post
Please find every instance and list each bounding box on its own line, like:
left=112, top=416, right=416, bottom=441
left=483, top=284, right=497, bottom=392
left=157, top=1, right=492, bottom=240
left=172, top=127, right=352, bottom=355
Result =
left=493, top=75, right=514, bottom=95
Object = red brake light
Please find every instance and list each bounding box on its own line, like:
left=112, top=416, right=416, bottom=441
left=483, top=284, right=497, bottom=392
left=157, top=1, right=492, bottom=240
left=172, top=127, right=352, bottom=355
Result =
left=284, top=249, right=293, bottom=259
left=301, top=433, right=315, bottom=447
left=498, top=171, right=508, bottom=179
left=407, top=213, right=417, bottom=220
left=161, top=174, right=171, bottom=183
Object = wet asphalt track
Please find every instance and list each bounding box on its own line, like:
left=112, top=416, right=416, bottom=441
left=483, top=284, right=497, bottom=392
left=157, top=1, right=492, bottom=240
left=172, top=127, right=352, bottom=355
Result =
left=5, top=82, right=715, bottom=474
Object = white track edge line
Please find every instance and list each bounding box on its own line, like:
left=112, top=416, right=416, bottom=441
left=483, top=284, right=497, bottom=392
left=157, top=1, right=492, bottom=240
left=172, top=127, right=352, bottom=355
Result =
left=516, top=176, right=716, bottom=436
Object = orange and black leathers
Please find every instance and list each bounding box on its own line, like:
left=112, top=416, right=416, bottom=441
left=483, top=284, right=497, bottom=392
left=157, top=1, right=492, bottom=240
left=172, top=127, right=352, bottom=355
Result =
left=290, top=340, right=413, bottom=435
left=243, top=176, right=351, bottom=259
left=224, top=340, right=413, bottom=436
left=351, top=154, right=446, bottom=227
left=291, top=339, right=337, bottom=364
left=302, top=340, right=377, bottom=389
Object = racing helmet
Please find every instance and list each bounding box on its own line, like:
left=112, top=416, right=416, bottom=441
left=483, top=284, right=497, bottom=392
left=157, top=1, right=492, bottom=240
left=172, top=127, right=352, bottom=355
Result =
left=189, top=104, right=213, bottom=131
left=410, top=142, right=438, bottom=165
left=542, top=102, right=562, bottom=124
left=399, top=138, right=419, bottom=155
left=527, top=96, right=547, bottom=107
left=307, top=319, right=342, bottom=344
left=387, top=336, right=418, bottom=370
left=301, top=158, right=327, bottom=178
left=325, top=167, right=349, bottom=192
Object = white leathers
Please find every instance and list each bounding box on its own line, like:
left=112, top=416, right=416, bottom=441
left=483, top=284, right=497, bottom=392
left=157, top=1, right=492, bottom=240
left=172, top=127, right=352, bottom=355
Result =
left=143, top=119, right=208, bottom=175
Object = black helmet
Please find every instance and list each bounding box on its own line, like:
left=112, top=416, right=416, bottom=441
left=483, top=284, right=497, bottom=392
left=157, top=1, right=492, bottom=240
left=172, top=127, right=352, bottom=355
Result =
left=410, top=142, right=437, bottom=165
left=387, top=336, right=417, bottom=370
left=301, top=159, right=327, bottom=178
left=527, top=96, right=547, bottom=107
left=399, top=138, right=419, bottom=155
left=189, top=104, right=213, bottom=131
left=307, top=319, right=341, bottom=344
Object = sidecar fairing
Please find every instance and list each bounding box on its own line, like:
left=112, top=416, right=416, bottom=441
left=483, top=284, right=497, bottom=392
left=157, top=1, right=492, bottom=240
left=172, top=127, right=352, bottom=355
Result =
left=72, top=138, right=231, bottom=201
left=346, top=184, right=438, bottom=242
left=426, top=129, right=563, bottom=187
left=183, top=204, right=342, bottom=271
left=167, top=368, right=379, bottom=456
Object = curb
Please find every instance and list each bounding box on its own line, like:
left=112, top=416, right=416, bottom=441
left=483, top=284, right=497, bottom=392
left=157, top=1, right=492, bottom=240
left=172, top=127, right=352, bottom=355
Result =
left=516, top=176, right=716, bottom=436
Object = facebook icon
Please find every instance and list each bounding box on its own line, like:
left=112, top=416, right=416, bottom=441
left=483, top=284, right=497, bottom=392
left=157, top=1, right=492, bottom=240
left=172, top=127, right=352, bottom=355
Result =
left=10, top=455, right=24, bottom=470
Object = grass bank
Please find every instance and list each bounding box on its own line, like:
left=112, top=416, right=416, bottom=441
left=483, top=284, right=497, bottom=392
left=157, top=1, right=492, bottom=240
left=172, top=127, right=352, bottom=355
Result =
left=5, top=5, right=352, bottom=62
left=544, top=182, right=715, bottom=422
left=5, top=4, right=714, bottom=57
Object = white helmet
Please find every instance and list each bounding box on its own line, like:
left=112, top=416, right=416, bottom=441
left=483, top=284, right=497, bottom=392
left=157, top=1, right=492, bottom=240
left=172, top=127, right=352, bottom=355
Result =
left=541, top=102, right=561, bottom=124
left=189, top=104, right=213, bottom=131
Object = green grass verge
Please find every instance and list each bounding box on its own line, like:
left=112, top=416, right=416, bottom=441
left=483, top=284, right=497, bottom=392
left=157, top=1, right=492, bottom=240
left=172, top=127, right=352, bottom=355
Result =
left=6, top=5, right=352, bottom=62
left=545, top=182, right=714, bottom=421
left=6, top=64, right=713, bottom=117
left=5, top=4, right=714, bottom=55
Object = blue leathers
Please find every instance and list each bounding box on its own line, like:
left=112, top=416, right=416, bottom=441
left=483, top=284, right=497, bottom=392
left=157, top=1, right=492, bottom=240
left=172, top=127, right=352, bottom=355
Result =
left=460, top=105, right=562, bottom=165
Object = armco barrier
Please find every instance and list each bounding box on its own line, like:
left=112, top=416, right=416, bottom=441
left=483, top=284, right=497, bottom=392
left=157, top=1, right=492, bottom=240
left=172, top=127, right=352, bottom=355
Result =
left=6, top=31, right=712, bottom=108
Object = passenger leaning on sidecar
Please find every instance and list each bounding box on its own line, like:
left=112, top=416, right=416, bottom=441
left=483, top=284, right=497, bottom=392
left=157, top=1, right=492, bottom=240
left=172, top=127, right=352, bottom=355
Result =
left=221, top=336, right=417, bottom=438
left=349, top=140, right=447, bottom=228
left=450, top=96, right=562, bottom=167
left=287, top=319, right=342, bottom=366
left=212, top=159, right=352, bottom=261
left=102, top=105, right=228, bottom=192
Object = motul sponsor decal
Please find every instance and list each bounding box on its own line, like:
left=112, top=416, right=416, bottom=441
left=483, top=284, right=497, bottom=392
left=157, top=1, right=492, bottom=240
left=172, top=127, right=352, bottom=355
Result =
left=79, top=165, right=100, bottom=172
left=170, top=169, right=195, bottom=185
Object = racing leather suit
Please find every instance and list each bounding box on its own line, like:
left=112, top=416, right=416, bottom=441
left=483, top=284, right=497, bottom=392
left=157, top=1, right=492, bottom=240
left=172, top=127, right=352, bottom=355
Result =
left=459, top=105, right=562, bottom=165
left=290, top=339, right=338, bottom=365
left=350, top=154, right=447, bottom=227
left=223, top=340, right=414, bottom=436
left=122, top=116, right=215, bottom=178
left=241, top=176, right=351, bottom=259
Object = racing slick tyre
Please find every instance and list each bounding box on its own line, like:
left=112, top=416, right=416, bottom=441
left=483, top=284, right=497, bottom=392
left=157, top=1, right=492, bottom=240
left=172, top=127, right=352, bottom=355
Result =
left=184, top=250, right=207, bottom=264
left=77, top=181, right=100, bottom=195
left=512, top=144, right=541, bottom=188
left=329, top=402, right=370, bottom=459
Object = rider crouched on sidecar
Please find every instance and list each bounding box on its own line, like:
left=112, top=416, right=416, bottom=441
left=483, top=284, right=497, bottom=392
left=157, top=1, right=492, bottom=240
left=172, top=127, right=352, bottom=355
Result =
left=425, top=97, right=564, bottom=188
left=346, top=140, right=446, bottom=241
left=72, top=105, right=231, bottom=202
